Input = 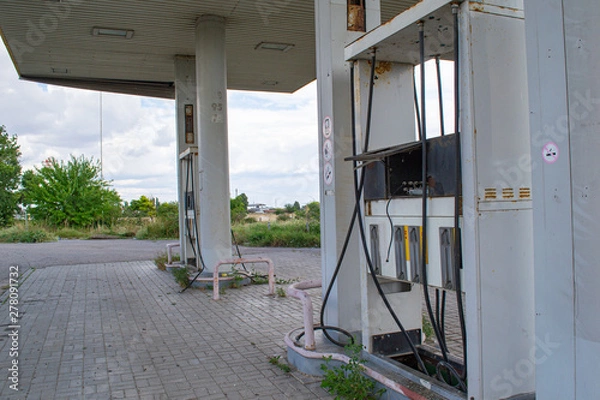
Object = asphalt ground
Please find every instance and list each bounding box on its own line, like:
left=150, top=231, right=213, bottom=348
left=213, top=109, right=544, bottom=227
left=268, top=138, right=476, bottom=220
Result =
left=0, top=239, right=174, bottom=289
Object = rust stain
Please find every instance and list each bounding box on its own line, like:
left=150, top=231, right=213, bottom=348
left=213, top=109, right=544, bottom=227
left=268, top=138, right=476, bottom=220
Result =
left=470, top=3, right=485, bottom=13
left=366, top=201, right=372, bottom=216
left=484, top=188, right=497, bottom=200
left=375, top=61, right=392, bottom=75
left=469, top=2, right=520, bottom=14
left=519, top=187, right=531, bottom=199
left=502, top=188, right=515, bottom=199
left=348, top=4, right=366, bottom=32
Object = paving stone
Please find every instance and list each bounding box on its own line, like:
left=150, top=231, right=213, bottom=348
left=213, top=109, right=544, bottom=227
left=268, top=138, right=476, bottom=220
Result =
left=0, top=249, right=334, bottom=399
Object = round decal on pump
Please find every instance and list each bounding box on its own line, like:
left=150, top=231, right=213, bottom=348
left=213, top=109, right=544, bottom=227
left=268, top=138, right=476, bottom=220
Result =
left=542, top=142, right=559, bottom=164
left=323, top=139, right=333, bottom=161
left=323, top=116, right=332, bottom=138
left=324, top=162, right=334, bottom=185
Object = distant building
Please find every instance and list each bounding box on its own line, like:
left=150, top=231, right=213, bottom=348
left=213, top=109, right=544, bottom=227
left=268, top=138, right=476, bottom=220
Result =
left=247, top=203, right=268, bottom=213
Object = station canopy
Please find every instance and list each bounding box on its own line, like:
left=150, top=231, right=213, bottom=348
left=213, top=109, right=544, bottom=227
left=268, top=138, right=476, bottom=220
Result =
left=0, top=0, right=418, bottom=98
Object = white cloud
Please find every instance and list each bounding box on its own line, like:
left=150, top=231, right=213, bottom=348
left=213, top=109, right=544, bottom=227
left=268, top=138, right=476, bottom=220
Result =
left=1, top=38, right=451, bottom=209
left=0, top=41, right=320, bottom=206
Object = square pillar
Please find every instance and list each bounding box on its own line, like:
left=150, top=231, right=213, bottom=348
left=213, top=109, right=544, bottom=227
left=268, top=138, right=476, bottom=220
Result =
left=315, top=0, right=381, bottom=339
left=195, top=15, right=232, bottom=271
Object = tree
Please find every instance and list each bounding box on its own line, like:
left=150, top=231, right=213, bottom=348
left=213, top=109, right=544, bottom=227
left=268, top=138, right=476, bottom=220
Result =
left=305, top=201, right=320, bottom=221
left=129, top=195, right=157, bottom=217
left=157, top=201, right=178, bottom=219
left=0, top=126, right=22, bottom=227
left=21, top=155, right=121, bottom=228
left=230, top=193, right=248, bottom=223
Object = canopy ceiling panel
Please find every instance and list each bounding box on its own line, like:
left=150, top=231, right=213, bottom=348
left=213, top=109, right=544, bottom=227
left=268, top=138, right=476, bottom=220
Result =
left=0, top=0, right=420, bottom=98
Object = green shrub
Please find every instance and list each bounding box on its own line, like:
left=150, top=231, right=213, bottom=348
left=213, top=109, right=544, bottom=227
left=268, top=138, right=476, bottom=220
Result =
left=136, top=216, right=179, bottom=240
left=0, top=225, right=56, bottom=243
left=108, top=224, right=138, bottom=238
left=231, top=220, right=319, bottom=248
left=277, top=214, right=290, bottom=222
left=56, top=227, right=88, bottom=239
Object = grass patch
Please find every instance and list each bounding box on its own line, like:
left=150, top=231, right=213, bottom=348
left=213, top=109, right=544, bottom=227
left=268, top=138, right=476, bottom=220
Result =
left=232, top=220, right=319, bottom=248
left=56, top=227, right=89, bottom=239
left=321, top=343, right=384, bottom=400
left=136, top=217, right=179, bottom=240
left=155, top=251, right=180, bottom=271
left=171, top=267, right=190, bottom=288
left=422, top=315, right=434, bottom=340
left=0, top=225, right=56, bottom=243
left=0, top=216, right=178, bottom=244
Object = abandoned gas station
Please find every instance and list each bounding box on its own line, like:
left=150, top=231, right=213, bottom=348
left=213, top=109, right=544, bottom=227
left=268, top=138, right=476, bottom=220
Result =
left=1, top=0, right=598, bottom=399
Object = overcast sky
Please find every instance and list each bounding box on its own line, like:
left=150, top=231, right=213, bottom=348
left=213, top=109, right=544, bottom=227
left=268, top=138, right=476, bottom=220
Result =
left=1, top=40, right=453, bottom=208
left=0, top=41, right=319, bottom=207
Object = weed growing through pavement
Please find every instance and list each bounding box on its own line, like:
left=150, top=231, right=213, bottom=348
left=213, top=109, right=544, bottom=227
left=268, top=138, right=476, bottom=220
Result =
left=320, top=343, right=384, bottom=400
left=269, top=355, right=291, bottom=373
left=171, top=267, right=190, bottom=288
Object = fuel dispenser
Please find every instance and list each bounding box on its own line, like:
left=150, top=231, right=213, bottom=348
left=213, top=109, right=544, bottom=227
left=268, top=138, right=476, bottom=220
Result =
left=348, top=55, right=465, bottom=372
left=179, top=145, right=201, bottom=270
left=339, top=1, right=534, bottom=397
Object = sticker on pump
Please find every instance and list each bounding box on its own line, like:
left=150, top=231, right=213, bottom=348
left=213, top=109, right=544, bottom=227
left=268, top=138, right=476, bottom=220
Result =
left=323, top=139, right=333, bottom=161
left=323, top=116, right=332, bottom=138
left=542, top=142, right=559, bottom=164
left=324, top=162, right=334, bottom=185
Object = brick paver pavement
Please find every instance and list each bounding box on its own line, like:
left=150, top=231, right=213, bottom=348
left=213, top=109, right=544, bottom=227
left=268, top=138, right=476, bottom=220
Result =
left=0, top=246, right=462, bottom=399
left=0, top=247, right=331, bottom=400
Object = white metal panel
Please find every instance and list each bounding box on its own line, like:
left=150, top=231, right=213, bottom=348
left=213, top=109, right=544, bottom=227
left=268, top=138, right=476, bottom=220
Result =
left=523, top=1, right=576, bottom=399
left=468, top=10, right=531, bottom=199
left=361, top=274, right=423, bottom=352
left=478, top=209, right=534, bottom=398
left=354, top=59, right=416, bottom=152
left=461, top=2, right=535, bottom=399
left=563, top=0, right=600, bottom=398
left=365, top=215, right=459, bottom=288
left=469, top=0, right=522, bottom=9
left=345, top=0, right=456, bottom=64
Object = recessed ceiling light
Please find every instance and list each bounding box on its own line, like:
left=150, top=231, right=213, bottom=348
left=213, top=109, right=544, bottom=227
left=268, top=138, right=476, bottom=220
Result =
left=51, top=67, right=68, bottom=74
left=262, top=81, right=279, bottom=86
left=92, top=27, right=134, bottom=39
left=255, top=42, right=294, bottom=52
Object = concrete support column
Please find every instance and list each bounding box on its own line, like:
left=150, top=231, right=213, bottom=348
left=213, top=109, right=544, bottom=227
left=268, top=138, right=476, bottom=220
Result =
left=315, top=0, right=380, bottom=338
left=174, top=56, right=198, bottom=267
left=195, top=15, right=231, bottom=271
